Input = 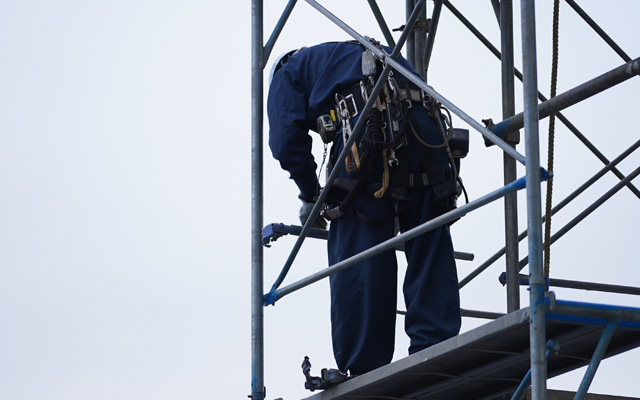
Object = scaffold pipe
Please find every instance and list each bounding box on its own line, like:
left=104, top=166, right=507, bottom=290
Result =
left=264, top=175, right=529, bottom=305
left=263, top=0, right=298, bottom=67
left=251, top=0, right=265, bottom=397
left=492, top=57, right=640, bottom=139
left=520, top=0, right=547, bottom=397
left=575, top=321, right=619, bottom=400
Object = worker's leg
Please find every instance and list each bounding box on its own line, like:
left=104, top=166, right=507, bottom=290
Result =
left=400, top=186, right=461, bottom=354
left=327, top=195, right=397, bottom=375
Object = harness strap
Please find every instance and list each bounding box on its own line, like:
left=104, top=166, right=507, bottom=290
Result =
left=329, top=178, right=410, bottom=200
left=391, top=172, right=430, bottom=187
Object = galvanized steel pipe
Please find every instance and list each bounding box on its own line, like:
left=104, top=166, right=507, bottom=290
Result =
left=492, top=57, right=640, bottom=139
left=520, top=0, right=547, bottom=397
left=251, top=0, right=265, bottom=397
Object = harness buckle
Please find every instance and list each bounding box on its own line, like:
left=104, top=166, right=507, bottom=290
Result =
left=337, top=94, right=358, bottom=119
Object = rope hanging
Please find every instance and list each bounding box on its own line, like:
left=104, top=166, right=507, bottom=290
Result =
left=375, top=149, right=390, bottom=198
left=544, top=0, right=560, bottom=277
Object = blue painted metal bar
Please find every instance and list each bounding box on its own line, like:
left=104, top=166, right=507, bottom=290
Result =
left=250, top=0, right=265, bottom=397
left=263, top=0, right=298, bottom=67
left=264, top=174, right=531, bottom=305
left=511, top=341, right=556, bottom=400
left=520, top=0, right=547, bottom=398
left=267, top=0, right=425, bottom=295
left=574, top=321, right=619, bottom=400
left=550, top=300, right=640, bottom=323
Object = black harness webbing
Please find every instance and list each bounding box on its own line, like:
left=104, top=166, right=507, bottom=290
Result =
left=323, top=58, right=459, bottom=226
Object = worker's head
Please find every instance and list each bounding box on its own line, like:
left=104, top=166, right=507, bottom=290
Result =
left=269, top=47, right=307, bottom=85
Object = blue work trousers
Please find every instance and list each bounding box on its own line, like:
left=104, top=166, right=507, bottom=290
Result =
left=327, top=186, right=461, bottom=375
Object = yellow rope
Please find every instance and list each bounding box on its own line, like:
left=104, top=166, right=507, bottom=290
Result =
left=544, top=0, right=560, bottom=277
left=375, top=149, right=390, bottom=198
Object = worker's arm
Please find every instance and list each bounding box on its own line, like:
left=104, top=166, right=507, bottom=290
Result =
left=267, top=66, right=319, bottom=202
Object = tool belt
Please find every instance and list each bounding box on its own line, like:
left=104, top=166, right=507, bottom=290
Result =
left=322, top=69, right=461, bottom=226
left=330, top=78, right=449, bottom=185
left=332, top=80, right=425, bottom=120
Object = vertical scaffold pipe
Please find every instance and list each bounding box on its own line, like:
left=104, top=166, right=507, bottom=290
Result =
left=520, top=0, right=547, bottom=399
left=500, top=0, right=520, bottom=313
left=250, top=0, right=265, bottom=398
left=406, top=0, right=416, bottom=66
left=413, top=1, right=426, bottom=76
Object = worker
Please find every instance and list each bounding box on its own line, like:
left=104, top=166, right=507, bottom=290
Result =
left=267, top=41, right=461, bottom=378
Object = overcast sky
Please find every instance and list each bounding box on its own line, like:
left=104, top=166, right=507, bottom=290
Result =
left=1, top=1, right=639, bottom=399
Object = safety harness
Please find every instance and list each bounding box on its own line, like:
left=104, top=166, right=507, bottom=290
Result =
left=317, top=42, right=468, bottom=226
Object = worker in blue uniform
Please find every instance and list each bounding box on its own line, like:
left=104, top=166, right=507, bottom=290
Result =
left=268, top=41, right=461, bottom=377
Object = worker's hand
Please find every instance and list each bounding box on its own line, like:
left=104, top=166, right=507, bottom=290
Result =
left=299, top=197, right=327, bottom=230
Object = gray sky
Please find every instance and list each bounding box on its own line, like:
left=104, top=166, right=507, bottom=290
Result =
left=1, top=1, right=638, bottom=399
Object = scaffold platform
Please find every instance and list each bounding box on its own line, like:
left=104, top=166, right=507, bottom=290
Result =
left=303, top=303, right=640, bottom=400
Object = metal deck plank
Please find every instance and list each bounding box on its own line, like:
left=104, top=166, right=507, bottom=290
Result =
left=302, top=306, right=640, bottom=400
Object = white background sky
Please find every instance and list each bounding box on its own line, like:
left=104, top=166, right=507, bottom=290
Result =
left=1, top=1, right=638, bottom=400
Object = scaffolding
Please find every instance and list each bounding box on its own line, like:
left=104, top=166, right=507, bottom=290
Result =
left=251, top=1, right=640, bottom=399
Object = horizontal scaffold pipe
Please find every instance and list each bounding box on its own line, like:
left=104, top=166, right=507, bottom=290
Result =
left=263, top=175, right=532, bottom=306
left=511, top=273, right=640, bottom=296
left=492, top=57, right=640, bottom=139
left=397, top=308, right=506, bottom=320
left=305, top=0, right=527, bottom=166
left=548, top=300, right=640, bottom=323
